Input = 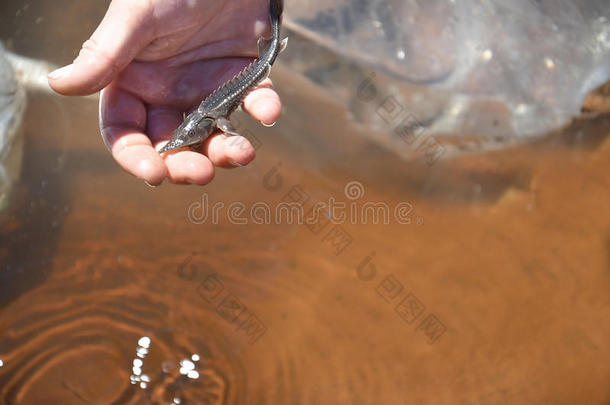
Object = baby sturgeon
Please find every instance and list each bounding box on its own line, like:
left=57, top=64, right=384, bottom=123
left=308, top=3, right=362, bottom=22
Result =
left=159, top=0, right=287, bottom=154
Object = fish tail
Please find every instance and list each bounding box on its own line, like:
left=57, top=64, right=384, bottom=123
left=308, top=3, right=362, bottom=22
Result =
left=269, top=0, right=284, bottom=23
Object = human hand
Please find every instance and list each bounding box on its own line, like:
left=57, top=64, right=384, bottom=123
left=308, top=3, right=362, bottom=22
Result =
left=48, top=0, right=281, bottom=186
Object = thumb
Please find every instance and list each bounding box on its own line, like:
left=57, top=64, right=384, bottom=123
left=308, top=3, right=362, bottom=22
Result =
left=48, top=0, right=154, bottom=96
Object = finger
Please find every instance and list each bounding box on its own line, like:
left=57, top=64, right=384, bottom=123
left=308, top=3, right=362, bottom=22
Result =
left=163, top=151, right=216, bottom=185
left=100, top=84, right=167, bottom=185
left=48, top=0, right=154, bottom=95
left=243, top=79, right=282, bottom=126
left=201, top=133, right=256, bottom=169
left=148, top=108, right=216, bottom=184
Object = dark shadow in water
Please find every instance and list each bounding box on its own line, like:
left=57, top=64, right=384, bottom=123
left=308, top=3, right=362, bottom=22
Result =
left=340, top=113, right=610, bottom=206
left=0, top=95, right=70, bottom=307
left=548, top=114, right=610, bottom=149
left=0, top=0, right=105, bottom=64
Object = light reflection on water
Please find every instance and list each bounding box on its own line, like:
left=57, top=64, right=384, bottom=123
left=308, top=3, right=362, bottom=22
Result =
left=0, top=0, right=609, bottom=404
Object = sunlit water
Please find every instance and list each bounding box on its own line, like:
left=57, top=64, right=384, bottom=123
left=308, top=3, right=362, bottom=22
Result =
left=0, top=1, right=609, bottom=404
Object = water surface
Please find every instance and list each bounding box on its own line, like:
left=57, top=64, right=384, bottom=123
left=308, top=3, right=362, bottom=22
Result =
left=0, top=1, right=609, bottom=404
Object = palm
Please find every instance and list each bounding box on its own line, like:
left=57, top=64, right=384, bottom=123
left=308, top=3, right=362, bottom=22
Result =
left=122, top=0, right=269, bottom=106
left=49, top=0, right=282, bottom=185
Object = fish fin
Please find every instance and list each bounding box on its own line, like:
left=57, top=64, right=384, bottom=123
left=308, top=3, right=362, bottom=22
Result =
left=217, top=117, right=240, bottom=136
left=258, top=37, right=272, bottom=55
left=279, top=37, right=288, bottom=53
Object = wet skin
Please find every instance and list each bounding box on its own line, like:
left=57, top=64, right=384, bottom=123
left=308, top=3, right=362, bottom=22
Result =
left=48, top=0, right=282, bottom=185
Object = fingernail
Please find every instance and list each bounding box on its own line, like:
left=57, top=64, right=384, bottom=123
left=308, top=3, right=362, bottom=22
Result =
left=261, top=120, right=276, bottom=128
left=144, top=180, right=161, bottom=188
left=48, top=64, right=73, bottom=80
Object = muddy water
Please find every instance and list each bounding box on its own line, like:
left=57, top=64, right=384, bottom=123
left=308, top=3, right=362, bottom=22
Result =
left=1, top=1, right=610, bottom=404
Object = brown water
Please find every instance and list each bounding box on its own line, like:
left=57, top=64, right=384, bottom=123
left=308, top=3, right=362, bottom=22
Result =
left=1, top=1, right=610, bottom=404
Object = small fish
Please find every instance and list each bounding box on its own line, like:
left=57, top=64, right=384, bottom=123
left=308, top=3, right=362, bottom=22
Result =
left=159, top=0, right=287, bottom=154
